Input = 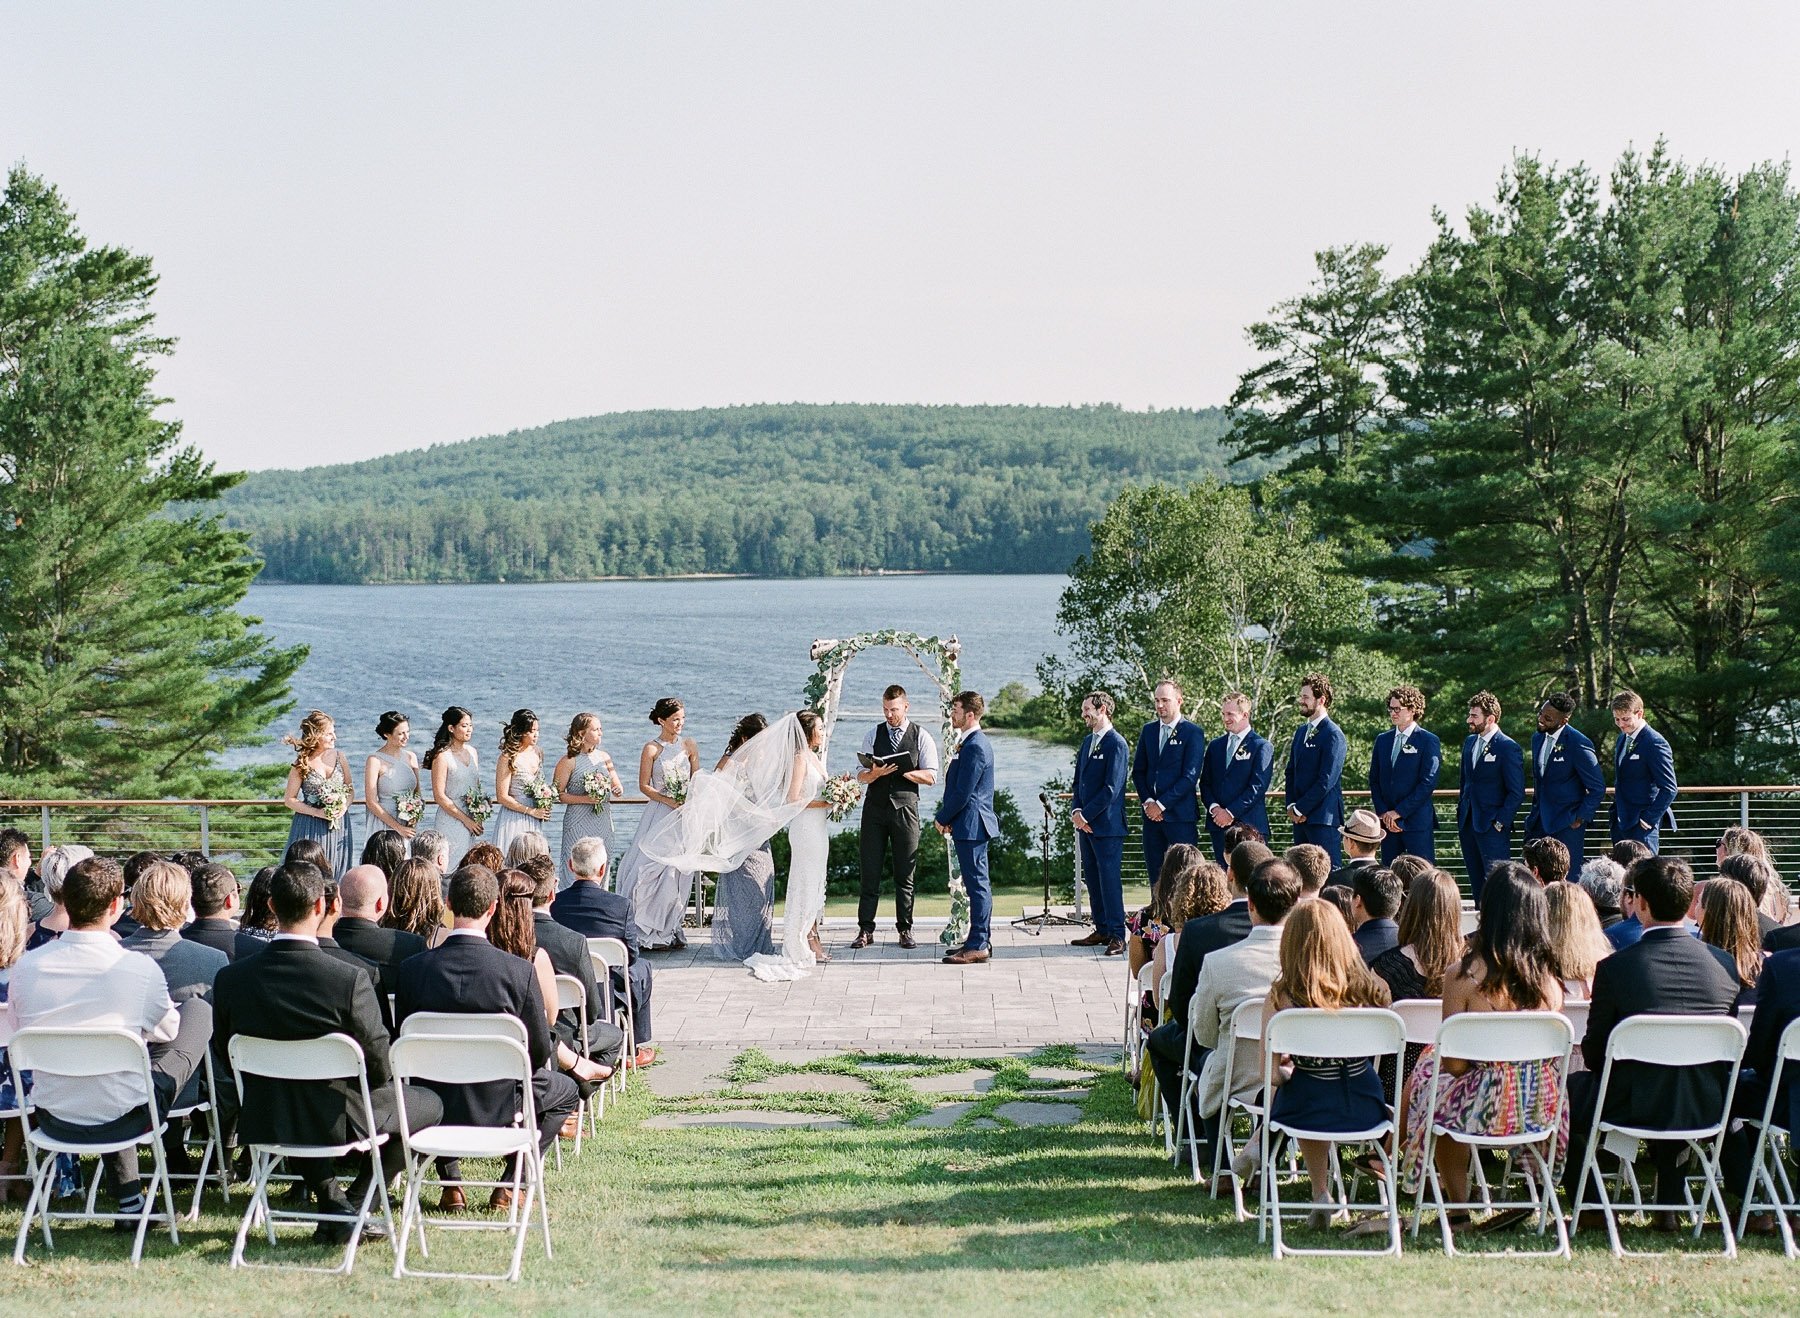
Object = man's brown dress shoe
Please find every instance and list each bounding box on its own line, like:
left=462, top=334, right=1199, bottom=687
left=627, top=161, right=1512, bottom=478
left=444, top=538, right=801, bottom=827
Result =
left=1071, top=930, right=1108, bottom=947
left=897, top=931, right=917, bottom=950
left=849, top=931, right=874, bottom=949
left=1105, top=939, right=1126, bottom=955
left=942, top=947, right=991, bottom=965
left=489, top=1186, right=515, bottom=1213
left=437, top=1185, right=466, bottom=1213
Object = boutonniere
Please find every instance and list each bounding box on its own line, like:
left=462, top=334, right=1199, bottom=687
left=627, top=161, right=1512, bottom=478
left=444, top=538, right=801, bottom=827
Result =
left=1304, top=729, right=1316, bottom=746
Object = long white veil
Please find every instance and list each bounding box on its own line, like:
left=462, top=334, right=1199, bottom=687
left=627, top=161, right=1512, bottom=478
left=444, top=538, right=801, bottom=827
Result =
left=635, top=712, right=818, bottom=873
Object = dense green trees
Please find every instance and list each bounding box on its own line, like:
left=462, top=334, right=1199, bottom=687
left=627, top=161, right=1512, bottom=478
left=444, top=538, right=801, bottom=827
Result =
left=0, top=168, right=303, bottom=795
left=221, top=405, right=1256, bottom=582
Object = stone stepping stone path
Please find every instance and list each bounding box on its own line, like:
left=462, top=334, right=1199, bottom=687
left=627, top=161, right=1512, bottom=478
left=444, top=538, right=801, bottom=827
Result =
left=643, top=1111, right=851, bottom=1131
left=907, top=1102, right=977, bottom=1128
left=906, top=1072, right=996, bottom=1095
left=741, top=1073, right=872, bottom=1095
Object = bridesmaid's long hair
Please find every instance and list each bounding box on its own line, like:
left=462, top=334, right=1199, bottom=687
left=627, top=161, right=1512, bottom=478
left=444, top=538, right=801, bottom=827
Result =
left=724, top=713, right=767, bottom=758
left=424, top=706, right=472, bottom=770
left=283, top=710, right=333, bottom=771
left=500, top=708, right=537, bottom=769
left=565, top=712, right=599, bottom=758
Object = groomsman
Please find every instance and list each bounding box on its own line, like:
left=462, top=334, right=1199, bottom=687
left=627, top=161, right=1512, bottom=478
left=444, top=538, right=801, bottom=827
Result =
left=1069, top=691, right=1129, bottom=955
left=1131, top=680, right=1205, bottom=889
left=1285, top=673, right=1347, bottom=865
left=937, top=691, right=1000, bottom=966
left=1368, top=684, right=1442, bottom=863
left=1609, top=689, right=1678, bottom=853
left=1200, top=691, right=1273, bottom=862
left=1456, top=690, right=1525, bottom=900
left=1524, top=692, right=1605, bottom=870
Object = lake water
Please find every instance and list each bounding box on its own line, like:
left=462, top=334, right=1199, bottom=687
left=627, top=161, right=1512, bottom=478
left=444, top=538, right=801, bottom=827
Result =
left=237, top=575, right=1075, bottom=808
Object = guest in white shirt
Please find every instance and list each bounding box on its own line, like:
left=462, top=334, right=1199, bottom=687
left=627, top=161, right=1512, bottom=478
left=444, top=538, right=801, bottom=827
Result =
left=0, top=856, right=212, bottom=1218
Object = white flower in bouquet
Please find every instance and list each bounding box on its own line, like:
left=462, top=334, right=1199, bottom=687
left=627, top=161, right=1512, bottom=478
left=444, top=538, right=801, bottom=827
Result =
left=524, top=777, right=559, bottom=812
left=821, top=772, right=864, bottom=824
left=664, top=761, right=690, bottom=807
left=317, top=776, right=352, bottom=828
left=463, top=787, right=494, bottom=829
left=580, top=769, right=614, bottom=809
left=394, top=788, right=426, bottom=828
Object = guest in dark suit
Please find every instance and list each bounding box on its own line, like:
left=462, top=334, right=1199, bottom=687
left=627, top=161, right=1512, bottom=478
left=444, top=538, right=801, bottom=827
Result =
left=1734, top=948, right=1800, bottom=1183
left=937, top=691, right=1001, bottom=965
left=1564, top=855, right=1740, bottom=1215
left=333, top=864, right=426, bottom=1009
left=1131, top=680, right=1206, bottom=890
left=1143, top=840, right=1267, bottom=1125
left=1324, top=809, right=1384, bottom=890
left=1350, top=865, right=1402, bottom=964
left=1200, top=691, right=1273, bottom=863
left=1368, top=685, right=1441, bottom=864
left=551, top=836, right=656, bottom=1063
left=211, top=860, right=443, bottom=1238
left=1285, top=673, right=1347, bottom=866
left=1608, top=690, right=1678, bottom=854
left=394, top=863, right=580, bottom=1211
left=181, top=862, right=241, bottom=959
left=523, top=855, right=626, bottom=1068
left=1070, top=690, right=1130, bottom=953
left=1456, top=690, right=1525, bottom=900
left=1524, top=693, right=1606, bottom=871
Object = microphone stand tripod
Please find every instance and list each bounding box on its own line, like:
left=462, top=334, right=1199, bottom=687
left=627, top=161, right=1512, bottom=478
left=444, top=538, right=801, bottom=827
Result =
left=1014, top=791, right=1085, bottom=935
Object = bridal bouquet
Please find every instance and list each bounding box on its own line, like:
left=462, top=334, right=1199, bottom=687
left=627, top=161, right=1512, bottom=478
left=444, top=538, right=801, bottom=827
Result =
left=462, top=786, right=494, bottom=830
left=393, top=788, right=426, bottom=828
left=524, top=777, right=559, bottom=813
left=317, top=777, right=352, bottom=828
left=580, top=769, right=614, bottom=809
left=821, top=772, right=864, bottom=824
left=663, top=761, right=691, bottom=807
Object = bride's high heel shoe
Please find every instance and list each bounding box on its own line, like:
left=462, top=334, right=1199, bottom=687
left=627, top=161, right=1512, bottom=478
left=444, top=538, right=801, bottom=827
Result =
left=807, top=930, right=832, bottom=963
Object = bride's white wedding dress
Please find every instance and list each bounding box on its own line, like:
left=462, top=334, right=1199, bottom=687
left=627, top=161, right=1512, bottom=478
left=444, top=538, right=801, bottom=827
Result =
left=745, top=804, right=828, bottom=982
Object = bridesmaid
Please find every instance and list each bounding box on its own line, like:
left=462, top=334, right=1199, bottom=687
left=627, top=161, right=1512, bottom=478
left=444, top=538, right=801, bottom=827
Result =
left=426, top=705, right=485, bottom=867
left=711, top=713, right=777, bottom=960
left=555, top=712, right=625, bottom=890
left=493, top=708, right=552, bottom=857
left=364, top=710, right=422, bottom=841
left=282, top=709, right=357, bottom=880
left=614, top=696, right=701, bottom=950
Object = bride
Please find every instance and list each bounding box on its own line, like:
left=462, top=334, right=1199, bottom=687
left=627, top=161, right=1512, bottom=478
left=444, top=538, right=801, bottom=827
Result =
left=636, top=710, right=831, bottom=981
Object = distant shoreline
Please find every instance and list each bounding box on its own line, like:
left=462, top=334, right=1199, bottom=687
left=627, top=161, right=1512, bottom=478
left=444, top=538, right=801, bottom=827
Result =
left=248, top=568, right=1053, bottom=587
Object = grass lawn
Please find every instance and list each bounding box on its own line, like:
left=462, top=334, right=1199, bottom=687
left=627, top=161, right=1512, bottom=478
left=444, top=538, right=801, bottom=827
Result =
left=3, top=1057, right=1799, bottom=1315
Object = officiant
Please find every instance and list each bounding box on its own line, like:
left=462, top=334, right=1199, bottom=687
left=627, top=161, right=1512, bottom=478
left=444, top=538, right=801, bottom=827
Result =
left=851, top=684, right=940, bottom=950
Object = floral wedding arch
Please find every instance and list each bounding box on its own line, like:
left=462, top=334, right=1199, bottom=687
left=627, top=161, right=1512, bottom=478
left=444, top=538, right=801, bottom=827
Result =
left=805, top=630, right=969, bottom=944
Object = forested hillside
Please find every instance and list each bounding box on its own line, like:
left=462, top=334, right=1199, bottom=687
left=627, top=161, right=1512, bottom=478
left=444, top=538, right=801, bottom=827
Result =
left=223, top=404, right=1246, bottom=581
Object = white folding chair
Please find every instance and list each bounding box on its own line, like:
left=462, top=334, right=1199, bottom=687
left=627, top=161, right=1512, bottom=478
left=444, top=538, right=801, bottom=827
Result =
left=1391, top=999, right=1443, bottom=1050
left=1123, top=956, right=1148, bottom=1078
left=164, top=1047, right=231, bottom=1220
left=400, top=1011, right=529, bottom=1045
left=1412, top=1011, right=1573, bottom=1258
left=389, top=1034, right=551, bottom=1282
left=226, top=1032, right=396, bottom=1275
left=554, top=972, right=603, bottom=1143
left=1209, top=996, right=1270, bottom=1220
left=7, top=1027, right=182, bottom=1266
left=1258, top=1007, right=1406, bottom=1258
left=1735, top=1017, right=1800, bottom=1258
left=1560, top=999, right=1591, bottom=1071
left=1569, top=1014, right=1747, bottom=1258
left=588, top=936, right=636, bottom=1085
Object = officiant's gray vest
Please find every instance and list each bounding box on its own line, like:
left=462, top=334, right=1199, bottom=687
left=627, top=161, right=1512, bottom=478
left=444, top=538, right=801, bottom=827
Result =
left=866, top=722, right=923, bottom=813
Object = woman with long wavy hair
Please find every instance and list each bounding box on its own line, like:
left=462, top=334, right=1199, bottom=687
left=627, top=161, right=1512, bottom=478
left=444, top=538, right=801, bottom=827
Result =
left=281, top=709, right=356, bottom=879
left=555, top=712, right=625, bottom=890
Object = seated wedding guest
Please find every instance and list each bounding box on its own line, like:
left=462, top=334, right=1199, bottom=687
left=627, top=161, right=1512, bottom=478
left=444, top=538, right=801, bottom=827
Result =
left=1149, top=852, right=1231, bottom=1005
left=1575, top=857, right=1627, bottom=930
left=1283, top=844, right=1332, bottom=900
left=1388, top=854, right=1433, bottom=891
left=24, top=844, right=93, bottom=951
left=409, top=829, right=450, bottom=877
left=1712, top=853, right=1780, bottom=943
left=233, top=866, right=280, bottom=959
left=123, top=859, right=227, bottom=1002
left=1250, top=901, right=1393, bottom=1229
left=1717, top=825, right=1773, bottom=870
left=1544, top=881, right=1610, bottom=999
left=551, top=838, right=656, bottom=1066
left=1189, top=857, right=1302, bottom=1162
left=505, top=833, right=551, bottom=869
left=490, top=868, right=615, bottom=1091
left=0, top=881, right=79, bottom=1202
left=285, top=837, right=332, bottom=881
left=359, top=829, right=408, bottom=884
left=314, top=878, right=384, bottom=996
left=1602, top=845, right=1657, bottom=952
left=1126, top=845, right=1205, bottom=979
left=333, top=864, right=425, bottom=1006
left=1397, top=867, right=1565, bottom=1233
left=1610, top=839, right=1653, bottom=868
left=1732, top=948, right=1800, bottom=1212
left=1221, top=823, right=1264, bottom=859
left=1, top=856, right=212, bottom=1222
left=524, top=855, right=626, bottom=1070
left=184, top=863, right=242, bottom=959
left=1563, top=855, right=1739, bottom=1226
left=1523, top=836, right=1570, bottom=886
left=383, top=857, right=448, bottom=949
left=0, top=830, right=49, bottom=925
left=462, top=841, right=506, bottom=874
left=1698, top=879, right=1763, bottom=1007
left=212, top=860, right=441, bottom=1238
left=1326, top=810, right=1384, bottom=889
left=1350, top=867, right=1402, bottom=965
left=1320, top=885, right=1356, bottom=927
left=394, top=864, right=581, bottom=1212
left=116, top=850, right=163, bottom=940
left=1372, top=869, right=1464, bottom=1006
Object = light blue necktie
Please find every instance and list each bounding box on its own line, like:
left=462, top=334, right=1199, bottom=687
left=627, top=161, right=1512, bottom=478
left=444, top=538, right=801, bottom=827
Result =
left=1159, top=723, right=1171, bottom=753
left=1226, top=733, right=1240, bottom=762
left=1390, top=730, right=1405, bottom=767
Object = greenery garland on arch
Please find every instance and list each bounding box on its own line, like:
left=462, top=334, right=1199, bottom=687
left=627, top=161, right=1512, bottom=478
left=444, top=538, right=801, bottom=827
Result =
left=806, top=630, right=967, bottom=945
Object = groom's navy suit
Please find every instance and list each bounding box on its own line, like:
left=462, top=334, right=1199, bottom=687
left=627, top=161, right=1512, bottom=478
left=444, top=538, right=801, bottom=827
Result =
left=1200, top=728, right=1273, bottom=861
left=1071, top=725, right=1129, bottom=941
left=1132, top=718, right=1205, bottom=888
left=936, top=727, right=999, bottom=953
left=1285, top=716, right=1347, bottom=865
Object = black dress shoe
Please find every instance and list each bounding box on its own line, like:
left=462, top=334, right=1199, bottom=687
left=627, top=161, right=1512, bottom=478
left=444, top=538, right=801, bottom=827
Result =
left=1070, top=930, right=1108, bottom=947
left=897, top=931, right=917, bottom=950
left=849, top=931, right=874, bottom=949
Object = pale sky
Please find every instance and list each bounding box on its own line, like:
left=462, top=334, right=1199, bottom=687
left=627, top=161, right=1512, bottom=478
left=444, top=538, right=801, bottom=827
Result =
left=4, top=2, right=1796, bottom=472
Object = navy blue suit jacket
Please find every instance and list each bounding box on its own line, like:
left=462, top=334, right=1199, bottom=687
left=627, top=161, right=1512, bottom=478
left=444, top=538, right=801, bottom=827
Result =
left=1526, top=726, right=1605, bottom=835
left=1457, top=729, right=1525, bottom=833
left=1131, top=719, right=1205, bottom=823
left=1368, top=726, right=1442, bottom=830
left=1285, top=717, right=1346, bottom=827
left=1200, top=729, right=1273, bottom=834
left=549, top=880, right=641, bottom=960
left=1071, top=727, right=1129, bottom=837
left=1613, top=722, right=1679, bottom=834
left=1745, top=948, right=1800, bottom=1138
left=935, top=729, right=999, bottom=842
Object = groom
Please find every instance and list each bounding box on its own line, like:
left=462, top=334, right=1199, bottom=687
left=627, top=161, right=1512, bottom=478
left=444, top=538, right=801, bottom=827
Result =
left=936, top=690, right=999, bottom=966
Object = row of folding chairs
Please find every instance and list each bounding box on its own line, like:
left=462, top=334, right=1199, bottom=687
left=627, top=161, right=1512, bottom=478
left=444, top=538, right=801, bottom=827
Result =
left=2, top=934, right=644, bottom=1280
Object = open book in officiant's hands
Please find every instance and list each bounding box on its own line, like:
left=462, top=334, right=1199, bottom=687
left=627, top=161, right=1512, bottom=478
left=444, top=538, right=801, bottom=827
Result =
left=856, top=751, right=917, bottom=772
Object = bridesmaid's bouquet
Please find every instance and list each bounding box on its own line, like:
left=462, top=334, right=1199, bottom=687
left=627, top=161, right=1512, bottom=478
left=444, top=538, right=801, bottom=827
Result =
left=463, top=787, right=494, bottom=830
left=580, top=769, right=614, bottom=809
left=317, top=777, right=352, bottom=828
left=821, top=773, right=864, bottom=824
left=394, top=788, right=426, bottom=828
left=524, top=777, right=559, bottom=812
left=663, top=761, right=691, bottom=807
